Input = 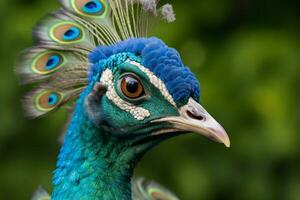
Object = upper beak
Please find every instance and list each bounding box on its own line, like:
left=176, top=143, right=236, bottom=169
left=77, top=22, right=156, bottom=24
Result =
left=153, top=98, right=230, bottom=147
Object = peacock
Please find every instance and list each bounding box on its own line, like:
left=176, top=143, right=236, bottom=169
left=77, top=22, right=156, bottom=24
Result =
left=16, top=0, right=230, bottom=199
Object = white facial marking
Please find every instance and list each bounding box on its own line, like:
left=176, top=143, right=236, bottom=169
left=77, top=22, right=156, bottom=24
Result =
left=100, top=69, right=150, bottom=120
left=127, top=60, right=177, bottom=108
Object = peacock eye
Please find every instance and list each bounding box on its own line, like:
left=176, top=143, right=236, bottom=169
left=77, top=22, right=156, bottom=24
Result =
left=120, top=74, right=145, bottom=99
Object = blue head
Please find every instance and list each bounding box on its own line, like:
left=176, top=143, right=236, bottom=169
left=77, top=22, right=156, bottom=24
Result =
left=80, top=37, right=229, bottom=154
left=89, top=37, right=200, bottom=105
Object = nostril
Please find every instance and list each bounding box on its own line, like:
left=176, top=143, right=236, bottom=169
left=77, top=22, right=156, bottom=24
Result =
left=187, top=110, right=204, bottom=121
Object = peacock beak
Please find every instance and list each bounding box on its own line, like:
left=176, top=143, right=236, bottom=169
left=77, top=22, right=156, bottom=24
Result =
left=153, top=98, right=230, bottom=147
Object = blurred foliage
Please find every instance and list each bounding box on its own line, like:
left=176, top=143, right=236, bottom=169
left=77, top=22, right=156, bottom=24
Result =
left=0, top=0, right=300, bottom=199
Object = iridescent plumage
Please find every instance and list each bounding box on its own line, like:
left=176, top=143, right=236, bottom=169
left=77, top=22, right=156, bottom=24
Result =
left=16, top=0, right=230, bottom=199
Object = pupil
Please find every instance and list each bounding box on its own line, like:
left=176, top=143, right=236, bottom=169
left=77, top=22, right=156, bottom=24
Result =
left=48, top=93, right=58, bottom=105
left=85, top=2, right=97, bottom=9
left=48, top=97, right=54, bottom=104
left=64, top=29, right=75, bottom=37
left=126, top=77, right=139, bottom=93
left=46, top=58, right=55, bottom=67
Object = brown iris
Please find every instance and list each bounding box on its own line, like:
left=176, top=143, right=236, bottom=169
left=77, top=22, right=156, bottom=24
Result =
left=120, top=74, right=145, bottom=99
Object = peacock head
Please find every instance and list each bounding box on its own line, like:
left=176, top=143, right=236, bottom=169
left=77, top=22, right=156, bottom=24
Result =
left=83, top=37, right=230, bottom=149
left=17, top=0, right=230, bottom=162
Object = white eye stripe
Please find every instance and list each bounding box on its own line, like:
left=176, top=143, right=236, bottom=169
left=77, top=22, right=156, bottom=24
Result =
left=126, top=60, right=177, bottom=108
left=100, top=69, right=150, bottom=121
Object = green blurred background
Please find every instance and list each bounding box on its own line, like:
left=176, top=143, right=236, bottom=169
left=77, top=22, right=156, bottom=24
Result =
left=0, top=0, right=300, bottom=199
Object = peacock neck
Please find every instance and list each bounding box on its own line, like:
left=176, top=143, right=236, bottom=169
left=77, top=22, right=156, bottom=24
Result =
left=51, top=105, right=137, bottom=200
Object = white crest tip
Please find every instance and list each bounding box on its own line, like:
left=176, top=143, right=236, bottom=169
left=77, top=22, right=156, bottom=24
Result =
left=161, top=4, right=176, bottom=23
left=141, top=0, right=158, bottom=15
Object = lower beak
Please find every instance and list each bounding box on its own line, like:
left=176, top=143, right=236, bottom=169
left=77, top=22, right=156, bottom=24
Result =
left=152, top=98, right=230, bottom=147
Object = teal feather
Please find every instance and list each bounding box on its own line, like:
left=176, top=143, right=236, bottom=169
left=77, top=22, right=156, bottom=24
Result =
left=51, top=85, right=179, bottom=199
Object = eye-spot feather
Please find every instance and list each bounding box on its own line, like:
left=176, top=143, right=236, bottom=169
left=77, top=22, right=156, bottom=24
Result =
left=60, top=0, right=109, bottom=19
left=15, top=47, right=88, bottom=85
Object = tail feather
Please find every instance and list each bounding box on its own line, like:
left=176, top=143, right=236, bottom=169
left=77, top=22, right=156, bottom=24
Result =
left=15, top=46, right=88, bottom=84
left=33, top=9, right=95, bottom=51
left=16, top=0, right=176, bottom=118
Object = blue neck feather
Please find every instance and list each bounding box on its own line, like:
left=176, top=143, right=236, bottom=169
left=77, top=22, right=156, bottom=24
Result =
left=51, top=97, right=136, bottom=200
